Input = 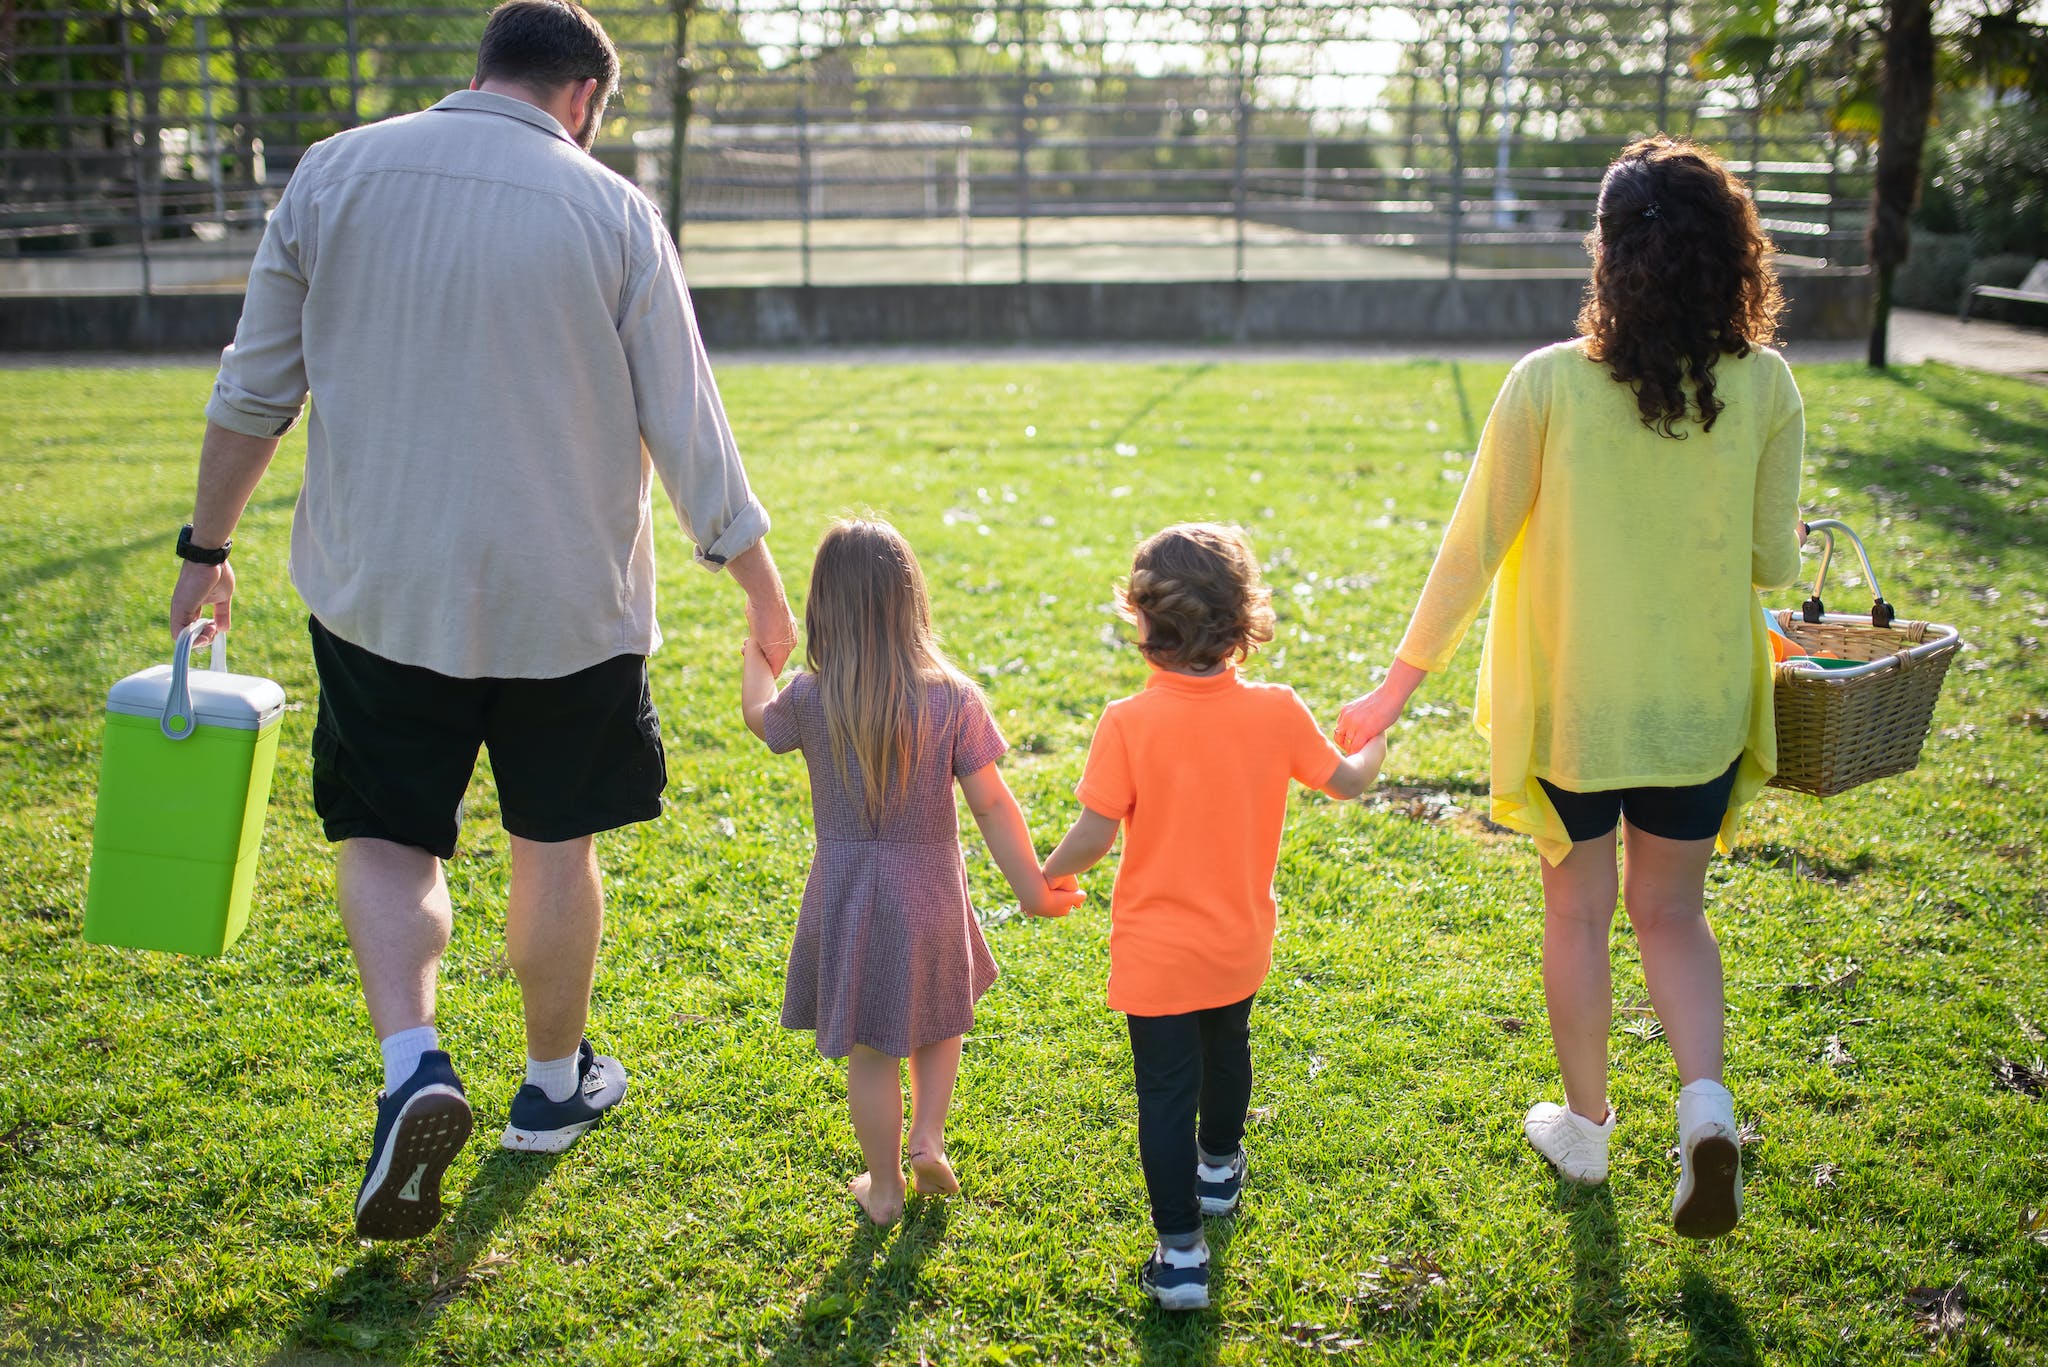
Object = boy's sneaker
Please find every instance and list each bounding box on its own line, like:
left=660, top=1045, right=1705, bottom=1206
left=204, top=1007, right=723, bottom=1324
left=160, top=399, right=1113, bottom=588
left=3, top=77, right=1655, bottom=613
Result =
left=1197, top=1149, right=1247, bottom=1217
left=1139, top=1242, right=1211, bottom=1312
left=500, top=1039, right=628, bottom=1154
left=1672, top=1080, right=1743, bottom=1239
left=354, top=1050, right=472, bottom=1241
left=1523, top=1100, right=1617, bottom=1184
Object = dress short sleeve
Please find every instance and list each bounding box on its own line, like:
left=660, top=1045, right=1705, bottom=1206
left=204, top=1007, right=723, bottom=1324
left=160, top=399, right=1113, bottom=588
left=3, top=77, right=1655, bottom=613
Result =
left=1282, top=688, right=1344, bottom=789
left=1075, top=705, right=1135, bottom=820
left=950, top=685, right=1008, bottom=777
left=762, top=673, right=808, bottom=755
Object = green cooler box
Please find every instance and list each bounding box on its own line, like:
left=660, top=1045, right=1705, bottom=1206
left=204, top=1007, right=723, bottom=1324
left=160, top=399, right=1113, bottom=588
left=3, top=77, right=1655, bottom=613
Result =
left=85, top=622, right=286, bottom=955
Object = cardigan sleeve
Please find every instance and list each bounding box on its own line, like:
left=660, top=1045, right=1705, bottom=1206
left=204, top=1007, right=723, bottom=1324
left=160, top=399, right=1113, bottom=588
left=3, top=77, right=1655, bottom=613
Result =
left=1395, top=356, right=1546, bottom=673
left=1750, top=353, right=1806, bottom=591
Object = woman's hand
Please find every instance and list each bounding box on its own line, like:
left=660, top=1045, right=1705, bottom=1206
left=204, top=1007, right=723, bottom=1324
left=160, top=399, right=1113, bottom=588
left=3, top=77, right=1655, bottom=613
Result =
left=1337, top=659, right=1429, bottom=751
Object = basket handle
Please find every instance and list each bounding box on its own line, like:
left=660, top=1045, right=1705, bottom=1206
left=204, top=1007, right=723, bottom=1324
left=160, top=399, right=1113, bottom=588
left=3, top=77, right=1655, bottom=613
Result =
left=1800, top=519, right=1895, bottom=628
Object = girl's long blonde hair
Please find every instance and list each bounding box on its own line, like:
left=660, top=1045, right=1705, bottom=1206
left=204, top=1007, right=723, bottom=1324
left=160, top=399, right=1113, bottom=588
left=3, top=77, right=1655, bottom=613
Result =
left=803, top=518, right=975, bottom=829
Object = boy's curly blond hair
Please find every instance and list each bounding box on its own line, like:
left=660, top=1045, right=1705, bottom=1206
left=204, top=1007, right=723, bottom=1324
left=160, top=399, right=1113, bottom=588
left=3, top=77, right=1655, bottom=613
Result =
left=1118, top=523, right=1276, bottom=673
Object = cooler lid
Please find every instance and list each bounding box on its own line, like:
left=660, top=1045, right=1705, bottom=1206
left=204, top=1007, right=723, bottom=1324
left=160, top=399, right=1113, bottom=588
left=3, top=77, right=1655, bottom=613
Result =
left=106, top=663, right=286, bottom=731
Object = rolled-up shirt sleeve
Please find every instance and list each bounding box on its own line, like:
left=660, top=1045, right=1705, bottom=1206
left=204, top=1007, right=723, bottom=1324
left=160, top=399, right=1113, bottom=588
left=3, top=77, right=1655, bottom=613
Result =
left=205, top=155, right=314, bottom=438
left=620, top=221, right=769, bottom=571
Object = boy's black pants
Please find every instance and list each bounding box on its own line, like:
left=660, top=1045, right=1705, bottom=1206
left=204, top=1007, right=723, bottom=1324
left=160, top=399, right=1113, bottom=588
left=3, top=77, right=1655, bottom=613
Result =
left=1125, top=993, right=1256, bottom=1241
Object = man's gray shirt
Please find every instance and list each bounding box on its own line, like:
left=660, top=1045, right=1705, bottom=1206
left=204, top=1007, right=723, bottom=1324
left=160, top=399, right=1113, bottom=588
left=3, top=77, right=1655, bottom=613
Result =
left=207, top=89, right=769, bottom=679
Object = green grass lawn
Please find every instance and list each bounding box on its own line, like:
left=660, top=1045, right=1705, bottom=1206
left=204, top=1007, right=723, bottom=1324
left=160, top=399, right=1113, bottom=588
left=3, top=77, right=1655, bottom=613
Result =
left=1, top=356, right=2044, bottom=1365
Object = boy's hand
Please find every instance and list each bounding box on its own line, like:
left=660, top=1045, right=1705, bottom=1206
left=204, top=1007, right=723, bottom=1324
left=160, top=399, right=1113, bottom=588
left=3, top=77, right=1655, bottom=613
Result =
left=1022, top=872, right=1084, bottom=918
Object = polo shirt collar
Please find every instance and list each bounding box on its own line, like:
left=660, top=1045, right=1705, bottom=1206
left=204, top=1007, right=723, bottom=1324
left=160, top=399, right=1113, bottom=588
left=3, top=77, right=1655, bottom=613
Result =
left=429, top=89, right=577, bottom=146
left=1144, top=664, right=1239, bottom=694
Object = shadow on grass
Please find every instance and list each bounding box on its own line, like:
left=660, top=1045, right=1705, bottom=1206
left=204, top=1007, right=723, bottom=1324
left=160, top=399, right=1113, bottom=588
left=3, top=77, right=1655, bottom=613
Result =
left=260, top=1148, right=559, bottom=1363
left=1562, top=1182, right=1631, bottom=1366
left=0, top=490, right=300, bottom=599
left=1131, top=1219, right=1235, bottom=1367
left=765, top=1196, right=948, bottom=1367
left=1106, top=362, right=1216, bottom=449
left=1677, top=1269, right=1759, bottom=1366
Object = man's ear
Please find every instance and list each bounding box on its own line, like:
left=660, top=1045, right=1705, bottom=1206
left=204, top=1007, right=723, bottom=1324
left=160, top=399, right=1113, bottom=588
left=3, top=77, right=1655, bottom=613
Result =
left=569, top=77, right=599, bottom=121
left=469, top=77, right=481, bottom=91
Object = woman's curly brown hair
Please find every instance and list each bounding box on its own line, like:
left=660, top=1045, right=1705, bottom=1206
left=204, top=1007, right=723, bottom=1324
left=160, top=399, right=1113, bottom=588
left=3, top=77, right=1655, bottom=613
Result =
left=1577, top=135, right=1786, bottom=437
left=1118, top=523, right=1276, bottom=673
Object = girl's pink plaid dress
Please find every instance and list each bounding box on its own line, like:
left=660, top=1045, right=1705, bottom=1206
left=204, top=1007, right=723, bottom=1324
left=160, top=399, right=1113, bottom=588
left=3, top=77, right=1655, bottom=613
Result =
left=762, top=673, right=1005, bottom=1058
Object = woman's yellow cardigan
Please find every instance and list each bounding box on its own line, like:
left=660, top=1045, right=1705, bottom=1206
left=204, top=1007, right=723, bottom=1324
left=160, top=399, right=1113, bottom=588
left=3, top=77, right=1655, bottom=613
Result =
left=1395, top=339, right=1806, bottom=864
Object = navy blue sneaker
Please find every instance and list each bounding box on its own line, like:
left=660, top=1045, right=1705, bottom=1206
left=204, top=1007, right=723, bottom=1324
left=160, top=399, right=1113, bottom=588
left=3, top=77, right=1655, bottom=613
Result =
left=1197, top=1148, right=1247, bottom=1216
left=500, top=1039, right=628, bottom=1153
left=1139, top=1245, right=1211, bottom=1311
left=354, top=1050, right=472, bottom=1241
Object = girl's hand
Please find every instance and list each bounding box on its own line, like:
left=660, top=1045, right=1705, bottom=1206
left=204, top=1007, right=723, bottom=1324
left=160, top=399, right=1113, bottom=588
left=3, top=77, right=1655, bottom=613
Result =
left=1021, top=872, right=1085, bottom=919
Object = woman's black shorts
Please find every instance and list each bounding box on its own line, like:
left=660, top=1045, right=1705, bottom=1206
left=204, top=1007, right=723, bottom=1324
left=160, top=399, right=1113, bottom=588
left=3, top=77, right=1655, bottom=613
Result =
left=1536, top=757, right=1742, bottom=845
left=308, top=616, right=665, bottom=859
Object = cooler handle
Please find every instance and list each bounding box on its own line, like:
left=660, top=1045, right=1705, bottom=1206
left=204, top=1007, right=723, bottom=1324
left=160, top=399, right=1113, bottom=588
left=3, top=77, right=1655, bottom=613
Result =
left=162, top=620, right=228, bottom=740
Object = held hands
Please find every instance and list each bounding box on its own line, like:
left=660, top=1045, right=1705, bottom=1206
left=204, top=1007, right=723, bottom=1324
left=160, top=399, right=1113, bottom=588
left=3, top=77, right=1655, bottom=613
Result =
left=746, top=594, right=800, bottom=674
left=1335, top=684, right=1404, bottom=753
left=1020, top=869, right=1085, bottom=918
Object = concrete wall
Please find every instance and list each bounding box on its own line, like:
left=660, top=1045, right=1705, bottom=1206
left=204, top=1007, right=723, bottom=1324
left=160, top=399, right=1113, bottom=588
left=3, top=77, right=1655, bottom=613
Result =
left=2, top=270, right=1871, bottom=352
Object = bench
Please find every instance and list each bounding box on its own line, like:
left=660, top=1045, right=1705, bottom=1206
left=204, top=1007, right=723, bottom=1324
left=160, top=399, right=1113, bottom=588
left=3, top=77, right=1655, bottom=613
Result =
left=1960, top=259, right=2048, bottom=322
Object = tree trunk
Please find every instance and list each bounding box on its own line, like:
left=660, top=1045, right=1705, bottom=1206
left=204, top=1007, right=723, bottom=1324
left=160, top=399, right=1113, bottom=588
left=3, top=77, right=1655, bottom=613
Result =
left=1866, top=0, right=1934, bottom=369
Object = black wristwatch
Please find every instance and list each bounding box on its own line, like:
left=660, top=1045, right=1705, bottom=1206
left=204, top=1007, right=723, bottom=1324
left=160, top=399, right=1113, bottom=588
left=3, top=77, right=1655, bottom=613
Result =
left=176, top=524, right=231, bottom=565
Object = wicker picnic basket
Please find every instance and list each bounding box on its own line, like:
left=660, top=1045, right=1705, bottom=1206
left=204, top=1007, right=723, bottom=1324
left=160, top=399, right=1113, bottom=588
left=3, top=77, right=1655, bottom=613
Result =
left=1767, top=519, right=1962, bottom=797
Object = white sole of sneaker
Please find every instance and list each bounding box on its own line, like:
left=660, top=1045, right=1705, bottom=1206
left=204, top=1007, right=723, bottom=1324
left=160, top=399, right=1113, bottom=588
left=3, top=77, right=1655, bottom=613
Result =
left=1147, top=1281, right=1210, bottom=1312
left=499, top=1118, right=597, bottom=1154
left=355, top=1085, right=471, bottom=1241
left=1673, top=1132, right=1743, bottom=1239
left=1198, top=1193, right=1241, bottom=1217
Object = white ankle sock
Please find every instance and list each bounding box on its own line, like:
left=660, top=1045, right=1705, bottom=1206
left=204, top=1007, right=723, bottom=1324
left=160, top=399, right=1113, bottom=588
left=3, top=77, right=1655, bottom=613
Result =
left=378, top=1025, right=439, bottom=1094
left=526, top=1051, right=581, bottom=1103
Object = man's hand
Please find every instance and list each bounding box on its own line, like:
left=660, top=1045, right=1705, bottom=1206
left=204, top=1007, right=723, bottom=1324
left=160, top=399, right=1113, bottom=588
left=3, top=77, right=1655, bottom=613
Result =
left=170, top=559, right=236, bottom=646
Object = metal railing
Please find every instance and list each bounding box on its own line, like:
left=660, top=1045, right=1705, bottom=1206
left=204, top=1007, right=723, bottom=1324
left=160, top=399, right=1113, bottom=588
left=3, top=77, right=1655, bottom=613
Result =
left=0, top=0, right=1871, bottom=297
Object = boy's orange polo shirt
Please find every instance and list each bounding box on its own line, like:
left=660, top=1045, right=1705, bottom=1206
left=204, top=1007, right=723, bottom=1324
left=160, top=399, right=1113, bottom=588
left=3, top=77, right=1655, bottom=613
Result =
left=1076, top=666, right=1344, bottom=1016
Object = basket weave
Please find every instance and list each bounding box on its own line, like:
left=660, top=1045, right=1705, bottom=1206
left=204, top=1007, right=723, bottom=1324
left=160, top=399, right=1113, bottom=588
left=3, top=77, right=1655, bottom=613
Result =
left=1769, top=611, right=1961, bottom=796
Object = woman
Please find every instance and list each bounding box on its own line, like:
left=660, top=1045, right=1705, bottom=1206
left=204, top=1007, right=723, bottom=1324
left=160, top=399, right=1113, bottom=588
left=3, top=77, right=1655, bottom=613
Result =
left=1336, top=136, right=1805, bottom=1238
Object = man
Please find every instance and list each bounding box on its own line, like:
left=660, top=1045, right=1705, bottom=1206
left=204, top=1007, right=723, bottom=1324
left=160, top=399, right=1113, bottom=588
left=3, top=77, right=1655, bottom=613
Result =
left=166, top=0, right=797, bottom=1241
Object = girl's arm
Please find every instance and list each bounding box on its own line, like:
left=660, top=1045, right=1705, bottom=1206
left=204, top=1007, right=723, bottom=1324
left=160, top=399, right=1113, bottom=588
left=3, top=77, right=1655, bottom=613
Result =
left=740, top=638, right=779, bottom=742
left=959, top=762, right=1086, bottom=917
left=1042, top=808, right=1120, bottom=882
left=1320, top=733, right=1389, bottom=800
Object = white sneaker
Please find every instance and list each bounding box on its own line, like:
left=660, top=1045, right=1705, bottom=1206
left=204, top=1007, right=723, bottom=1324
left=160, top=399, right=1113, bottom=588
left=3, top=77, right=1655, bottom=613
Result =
left=1523, top=1100, right=1617, bottom=1183
left=1673, top=1080, right=1743, bottom=1239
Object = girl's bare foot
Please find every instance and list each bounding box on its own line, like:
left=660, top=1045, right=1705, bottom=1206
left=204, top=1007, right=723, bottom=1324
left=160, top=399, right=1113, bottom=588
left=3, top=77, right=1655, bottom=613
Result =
left=849, top=1171, right=905, bottom=1225
left=909, top=1148, right=960, bottom=1195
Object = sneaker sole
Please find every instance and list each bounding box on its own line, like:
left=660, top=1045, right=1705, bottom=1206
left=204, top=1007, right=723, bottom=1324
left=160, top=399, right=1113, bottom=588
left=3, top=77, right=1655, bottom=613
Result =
left=1674, top=1134, right=1742, bottom=1239
left=499, top=1117, right=599, bottom=1154
left=1198, top=1191, right=1241, bottom=1217
left=1146, top=1281, right=1210, bottom=1311
left=354, top=1086, right=471, bottom=1241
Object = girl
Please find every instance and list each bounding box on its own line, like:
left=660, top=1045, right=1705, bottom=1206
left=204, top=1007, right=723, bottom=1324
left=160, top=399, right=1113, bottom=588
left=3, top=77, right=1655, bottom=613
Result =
left=741, top=518, right=1082, bottom=1226
left=1337, top=137, right=1806, bottom=1239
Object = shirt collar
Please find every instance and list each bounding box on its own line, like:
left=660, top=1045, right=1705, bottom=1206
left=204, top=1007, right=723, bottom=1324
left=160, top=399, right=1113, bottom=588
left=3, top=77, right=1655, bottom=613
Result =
left=1143, top=663, right=1239, bottom=694
left=428, top=89, right=577, bottom=147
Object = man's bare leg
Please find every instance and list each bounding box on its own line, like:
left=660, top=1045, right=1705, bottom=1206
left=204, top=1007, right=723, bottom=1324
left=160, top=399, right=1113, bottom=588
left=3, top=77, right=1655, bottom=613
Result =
left=338, top=837, right=451, bottom=1042
left=506, top=834, right=603, bottom=1063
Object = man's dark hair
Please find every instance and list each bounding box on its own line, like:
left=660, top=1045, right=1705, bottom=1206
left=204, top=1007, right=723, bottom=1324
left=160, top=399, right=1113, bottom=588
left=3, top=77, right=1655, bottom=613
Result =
left=475, top=0, right=620, bottom=96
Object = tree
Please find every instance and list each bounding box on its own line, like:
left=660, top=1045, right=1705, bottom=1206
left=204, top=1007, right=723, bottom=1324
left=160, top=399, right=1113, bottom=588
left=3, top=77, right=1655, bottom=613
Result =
left=1695, top=0, right=2048, bottom=368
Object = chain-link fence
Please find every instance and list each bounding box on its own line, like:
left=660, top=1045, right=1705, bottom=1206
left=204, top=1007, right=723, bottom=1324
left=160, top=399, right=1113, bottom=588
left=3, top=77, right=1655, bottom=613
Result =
left=1, top=0, right=1871, bottom=297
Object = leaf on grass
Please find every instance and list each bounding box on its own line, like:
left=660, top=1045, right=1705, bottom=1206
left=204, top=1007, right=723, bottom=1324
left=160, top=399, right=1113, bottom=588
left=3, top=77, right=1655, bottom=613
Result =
left=1280, top=1321, right=1365, bottom=1354
left=2013, top=706, right=2048, bottom=731
left=1622, top=1018, right=1665, bottom=1043
left=803, top=1291, right=853, bottom=1323
left=1813, top=1162, right=1840, bottom=1188
left=2015, top=1011, right=2046, bottom=1045
left=714, top=817, right=738, bottom=838
left=421, top=1252, right=514, bottom=1314
left=1246, top=1106, right=1275, bottom=1124
left=1822, top=1035, right=1854, bottom=1068
left=672, top=1012, right=710, bottom=1026
left=1823, top=962, right=1864, bottom=994
left=1996, top=845, right=2034, bottom=864
left=0, top=1124, right=41, bottom=1157
left=1366, top=786, right=1460, bottom=823
left=1351, top=1252, right=1449, bottom=1317
left=2022, top=1208, right=2048, bottom=1246
left=1737, top=1117, right=1763, bottom=1147
left=1308, top=1055, right=1327, bottom=1079
left=1904, top=1281, right=1967, bottom=1338
left=24, top=904, right=66, bottom=922
left=1993, top=1058, right=2046, bottom=1097
left=1492, top=1015, right=1527, bottom=1034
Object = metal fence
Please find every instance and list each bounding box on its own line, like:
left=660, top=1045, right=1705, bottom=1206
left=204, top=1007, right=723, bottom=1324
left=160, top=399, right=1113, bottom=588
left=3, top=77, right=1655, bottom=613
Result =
left=1, top=0, right=1872, bottom=296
